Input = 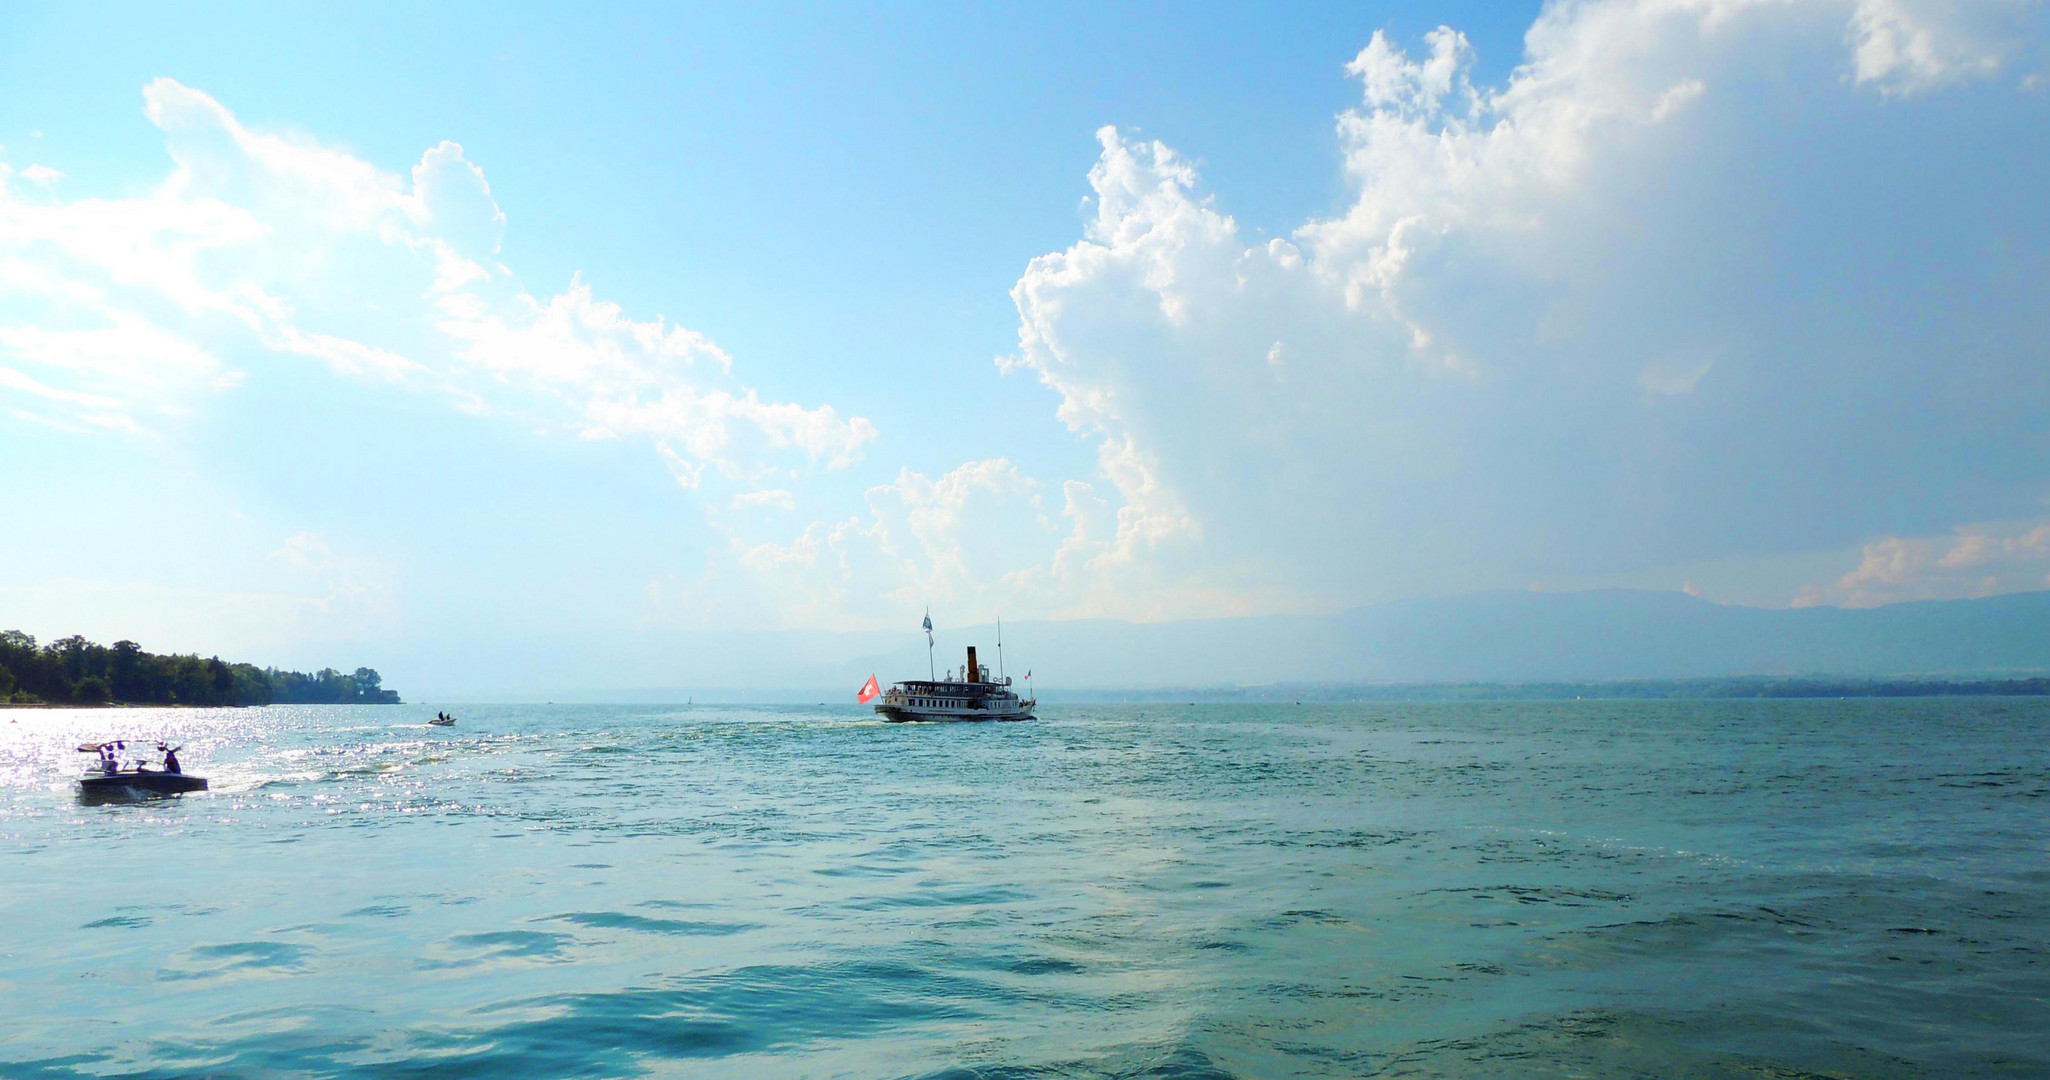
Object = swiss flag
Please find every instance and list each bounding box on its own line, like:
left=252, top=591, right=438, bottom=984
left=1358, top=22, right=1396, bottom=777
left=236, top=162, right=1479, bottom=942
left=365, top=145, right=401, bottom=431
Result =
left=857, top=674, right=881, bottom=703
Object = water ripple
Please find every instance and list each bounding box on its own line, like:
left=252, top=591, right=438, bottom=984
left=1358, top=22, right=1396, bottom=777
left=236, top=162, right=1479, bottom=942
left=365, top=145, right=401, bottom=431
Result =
left=2, top=699, right=2046, bottom=1077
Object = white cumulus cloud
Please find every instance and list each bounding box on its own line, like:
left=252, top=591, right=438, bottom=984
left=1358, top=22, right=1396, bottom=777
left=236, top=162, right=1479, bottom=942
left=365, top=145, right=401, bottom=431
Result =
left=0, top=79, right=872, bottom=485
left=1796, top=517, right=2050, bottom=607
left=1849, top=0, right=2042, bottom=94
left=994, top=0, right=2049, bottom=614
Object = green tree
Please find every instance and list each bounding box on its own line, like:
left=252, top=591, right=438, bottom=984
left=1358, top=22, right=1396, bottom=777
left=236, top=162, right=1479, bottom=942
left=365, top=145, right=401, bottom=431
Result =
left=207, top=657, right=234, bottom=705
left=52, top=635, right=87, bottom=674
left=229, top=664, right=273, bottom=705
left=109, top=640, right=144, bottom=701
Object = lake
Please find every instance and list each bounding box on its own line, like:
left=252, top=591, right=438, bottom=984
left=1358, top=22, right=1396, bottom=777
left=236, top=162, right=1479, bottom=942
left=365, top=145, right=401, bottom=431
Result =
left=2, top=700, right=2045, bottom=1078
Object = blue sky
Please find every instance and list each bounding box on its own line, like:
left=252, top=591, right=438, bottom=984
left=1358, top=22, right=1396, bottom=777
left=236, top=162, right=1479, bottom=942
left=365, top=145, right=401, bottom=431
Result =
left=2, top=1, right=2047, bottom=688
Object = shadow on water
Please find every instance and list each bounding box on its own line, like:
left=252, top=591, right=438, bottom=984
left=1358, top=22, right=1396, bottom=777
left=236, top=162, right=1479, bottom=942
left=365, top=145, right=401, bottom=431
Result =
left=545, top=910, right=761, bottom=936
left=914, top=1043, right=1238, bottom=1080
left=4, top=962, right=990, bottom=1079
left=0, top=1013, right=1968, bottom=1080
left=159, top=941, right=312, bottom=981
left=1356, top=1007, right=1942, bottom=1080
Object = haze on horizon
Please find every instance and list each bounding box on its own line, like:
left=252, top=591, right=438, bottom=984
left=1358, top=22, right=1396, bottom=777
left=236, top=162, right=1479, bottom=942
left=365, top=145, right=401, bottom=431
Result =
left=3, top=0, right=2047, bottom=694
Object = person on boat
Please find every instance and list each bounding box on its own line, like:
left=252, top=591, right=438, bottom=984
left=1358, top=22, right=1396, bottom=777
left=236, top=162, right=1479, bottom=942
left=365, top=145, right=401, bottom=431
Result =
left=162, top=746, right=181, bottom=774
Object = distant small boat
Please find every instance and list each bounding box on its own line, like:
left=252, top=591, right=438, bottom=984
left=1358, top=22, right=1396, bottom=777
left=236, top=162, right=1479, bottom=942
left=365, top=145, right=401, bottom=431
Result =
left=76, top=741, right=207, bottom=796
left=428, top=712, right=456, bottom=726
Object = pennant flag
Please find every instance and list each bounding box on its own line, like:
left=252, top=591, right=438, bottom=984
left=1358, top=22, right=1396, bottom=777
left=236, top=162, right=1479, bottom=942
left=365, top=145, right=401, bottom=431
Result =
left=1023, top=669, right=1031, bottom=681
left=857, top=674, right=881, bottom=703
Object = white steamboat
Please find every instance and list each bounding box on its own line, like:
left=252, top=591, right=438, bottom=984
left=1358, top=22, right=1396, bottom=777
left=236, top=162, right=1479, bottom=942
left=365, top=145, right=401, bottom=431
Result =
left=874, top=617, right=1034, bottom=722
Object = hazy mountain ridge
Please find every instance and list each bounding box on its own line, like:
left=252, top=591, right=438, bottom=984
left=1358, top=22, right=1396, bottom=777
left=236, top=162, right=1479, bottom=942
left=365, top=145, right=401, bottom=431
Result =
left=394, top=589, right=2050, bottom=700
left=816, top=589, right=2050, bottom=692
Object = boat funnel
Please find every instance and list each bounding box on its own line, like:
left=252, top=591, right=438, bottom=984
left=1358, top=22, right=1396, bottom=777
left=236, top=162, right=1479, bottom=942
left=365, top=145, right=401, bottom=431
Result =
left=966, top=646, right=980, bottom=683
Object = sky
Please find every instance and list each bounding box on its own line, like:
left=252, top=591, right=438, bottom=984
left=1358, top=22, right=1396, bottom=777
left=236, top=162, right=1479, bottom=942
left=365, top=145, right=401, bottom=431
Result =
left=2, top=0, right=2048, bottom=689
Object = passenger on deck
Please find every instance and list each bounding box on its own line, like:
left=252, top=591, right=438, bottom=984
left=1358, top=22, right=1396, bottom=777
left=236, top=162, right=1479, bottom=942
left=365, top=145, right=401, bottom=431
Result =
left=163, top=747, right=181, bottom=774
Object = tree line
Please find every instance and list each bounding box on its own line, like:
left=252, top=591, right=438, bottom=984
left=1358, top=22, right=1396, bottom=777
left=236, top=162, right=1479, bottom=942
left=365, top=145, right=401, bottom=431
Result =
left=0, top=630, right=401, bottom=706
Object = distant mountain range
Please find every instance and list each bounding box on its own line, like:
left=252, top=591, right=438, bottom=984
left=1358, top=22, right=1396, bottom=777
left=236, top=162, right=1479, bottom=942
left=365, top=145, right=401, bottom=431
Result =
left=810, top=589, right=2050, bottom=692
left=393, top=588, right=2050, bottom=700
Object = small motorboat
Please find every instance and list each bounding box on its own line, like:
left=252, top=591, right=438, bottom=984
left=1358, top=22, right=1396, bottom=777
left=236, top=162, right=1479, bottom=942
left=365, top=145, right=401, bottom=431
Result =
left=428, top=712, right=456, bottom=726
left=76, top=741, right=207, bottom=796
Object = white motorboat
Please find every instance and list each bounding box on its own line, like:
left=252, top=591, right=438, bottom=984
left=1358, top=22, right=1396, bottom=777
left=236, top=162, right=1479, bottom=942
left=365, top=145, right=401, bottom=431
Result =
left=76, top=740, right=207, bottom=796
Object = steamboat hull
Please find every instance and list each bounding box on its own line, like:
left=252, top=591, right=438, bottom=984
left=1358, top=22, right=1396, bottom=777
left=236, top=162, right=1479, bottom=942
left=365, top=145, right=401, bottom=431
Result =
left=876, top=705, right=1033, bottom=723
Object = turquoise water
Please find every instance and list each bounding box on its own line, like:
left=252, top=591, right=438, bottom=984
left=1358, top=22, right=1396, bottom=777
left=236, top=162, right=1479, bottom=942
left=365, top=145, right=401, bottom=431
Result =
left=1, top=700, right=2045, bottom=1078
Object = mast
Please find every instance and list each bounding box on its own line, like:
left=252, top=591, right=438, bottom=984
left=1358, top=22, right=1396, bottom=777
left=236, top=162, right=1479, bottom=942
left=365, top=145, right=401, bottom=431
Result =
left=924, top=608, right=935, bottom=681
left=997, top=616, right=1005, bottom=683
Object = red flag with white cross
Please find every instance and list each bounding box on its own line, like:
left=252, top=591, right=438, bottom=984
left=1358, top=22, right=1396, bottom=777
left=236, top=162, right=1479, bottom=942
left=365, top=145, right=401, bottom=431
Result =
left=857, top=674, right=881, bottom=703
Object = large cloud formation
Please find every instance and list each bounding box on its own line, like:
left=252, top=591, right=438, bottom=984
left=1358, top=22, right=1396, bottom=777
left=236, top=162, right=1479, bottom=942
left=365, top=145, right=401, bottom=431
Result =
left=989, top=0, right=2049, bottom=616
left=6, top=0, right=2048, bottom=639
left=0, top=78, right=873, bottom=484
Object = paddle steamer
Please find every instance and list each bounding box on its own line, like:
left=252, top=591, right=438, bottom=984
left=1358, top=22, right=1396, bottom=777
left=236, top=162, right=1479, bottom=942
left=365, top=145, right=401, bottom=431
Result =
left=870, top=616, right=1034, bottom=722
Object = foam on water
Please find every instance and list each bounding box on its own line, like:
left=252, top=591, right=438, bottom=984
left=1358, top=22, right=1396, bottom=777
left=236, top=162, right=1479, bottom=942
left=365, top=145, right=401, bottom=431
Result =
left=2, top=700, right=2045, bottom=1077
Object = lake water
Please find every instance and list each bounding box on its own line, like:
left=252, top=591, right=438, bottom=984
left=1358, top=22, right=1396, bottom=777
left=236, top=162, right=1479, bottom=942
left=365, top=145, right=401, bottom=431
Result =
left=1, top=700, right=2045, bottom=1078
